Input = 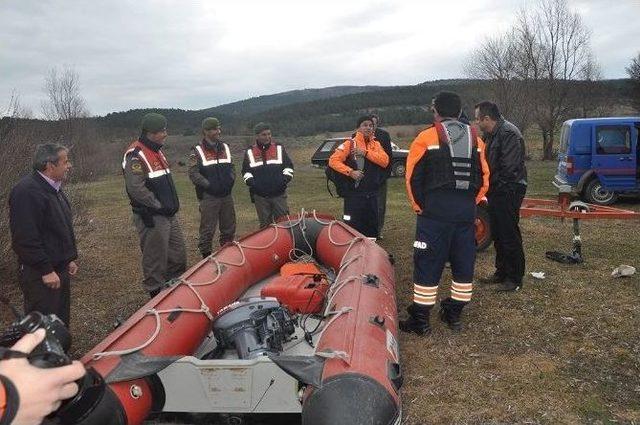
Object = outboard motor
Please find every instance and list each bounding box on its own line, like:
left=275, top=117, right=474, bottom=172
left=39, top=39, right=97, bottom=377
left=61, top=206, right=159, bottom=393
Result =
left=213, top=297, right=296, bottom=359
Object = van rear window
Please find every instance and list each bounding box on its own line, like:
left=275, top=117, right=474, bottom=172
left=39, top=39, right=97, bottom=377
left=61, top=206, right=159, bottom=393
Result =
left=595, top=126, right=631, bottom=155
left=559, top=124, right=570, bottom=152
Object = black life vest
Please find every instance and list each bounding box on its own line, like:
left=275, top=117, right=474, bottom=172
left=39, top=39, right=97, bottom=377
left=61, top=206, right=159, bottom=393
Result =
left=422, top=121, right=482, bottom=195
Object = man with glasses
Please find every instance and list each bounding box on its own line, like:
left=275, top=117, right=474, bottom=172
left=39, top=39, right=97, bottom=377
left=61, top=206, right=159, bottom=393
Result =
left=9, top=143, right=78, bottom=327
left=474, top=101, right=527, bottom=292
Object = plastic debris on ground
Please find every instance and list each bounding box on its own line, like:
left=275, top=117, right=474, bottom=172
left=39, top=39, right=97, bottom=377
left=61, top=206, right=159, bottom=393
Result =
left=611, top=265, right=636, bottom=278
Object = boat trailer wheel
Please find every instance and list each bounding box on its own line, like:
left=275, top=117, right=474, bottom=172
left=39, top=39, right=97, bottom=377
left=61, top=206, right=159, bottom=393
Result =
left=568, top=201, right=590, bottom=213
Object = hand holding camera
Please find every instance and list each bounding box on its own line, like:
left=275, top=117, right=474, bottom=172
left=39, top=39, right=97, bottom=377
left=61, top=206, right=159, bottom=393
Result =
left=0, top=325, right=85, bottom=425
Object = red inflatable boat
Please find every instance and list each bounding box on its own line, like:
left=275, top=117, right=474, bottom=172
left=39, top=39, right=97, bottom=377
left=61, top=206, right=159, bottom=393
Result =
left=58, top=212, right=401, bottom=425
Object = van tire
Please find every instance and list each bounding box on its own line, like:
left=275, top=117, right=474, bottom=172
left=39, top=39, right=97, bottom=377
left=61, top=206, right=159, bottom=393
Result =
left=583, top=179, right=618, bottom=205
left=391, top=161, right=406, bottom=177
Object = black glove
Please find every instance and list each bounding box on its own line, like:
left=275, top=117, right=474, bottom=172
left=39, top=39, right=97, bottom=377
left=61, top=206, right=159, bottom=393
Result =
left=246, top=177, right=254, bottom=187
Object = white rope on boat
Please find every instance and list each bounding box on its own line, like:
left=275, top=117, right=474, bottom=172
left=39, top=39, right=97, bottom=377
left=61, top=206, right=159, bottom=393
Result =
left=93, top=209, right=369, bottom=361
left=315, top=349, right=349, bottom=363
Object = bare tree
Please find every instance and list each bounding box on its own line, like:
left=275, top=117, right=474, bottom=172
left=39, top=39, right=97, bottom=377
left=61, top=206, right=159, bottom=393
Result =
left=626, top=52, right=640, bottom=112
left=464, top=32, right=532, bottom=132
left=41, top=65, right=89, bottom=139
left=573, top=53, right=608, bottom=118
left=466, top=0, right=596, bottom=160
left=0, top=91, right=38, bottom=266
left=517, top=0, right=593, bottom=159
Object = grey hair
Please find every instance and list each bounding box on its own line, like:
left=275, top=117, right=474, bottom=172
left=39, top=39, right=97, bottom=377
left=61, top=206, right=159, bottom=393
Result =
left=32, top=143, right=68, bottom=172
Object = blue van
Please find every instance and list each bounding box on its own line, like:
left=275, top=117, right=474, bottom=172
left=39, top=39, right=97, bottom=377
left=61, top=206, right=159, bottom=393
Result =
left=553, top=117, right=640, bottom=205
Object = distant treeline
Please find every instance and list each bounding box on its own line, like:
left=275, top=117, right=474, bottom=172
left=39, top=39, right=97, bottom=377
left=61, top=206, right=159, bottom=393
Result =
left=3, top=78, right=632, bottom=140
left=92, top=79, right=631, bottom=137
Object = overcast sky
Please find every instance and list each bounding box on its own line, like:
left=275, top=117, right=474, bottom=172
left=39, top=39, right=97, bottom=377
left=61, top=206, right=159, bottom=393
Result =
left=1, top=0, right=638, bottom=117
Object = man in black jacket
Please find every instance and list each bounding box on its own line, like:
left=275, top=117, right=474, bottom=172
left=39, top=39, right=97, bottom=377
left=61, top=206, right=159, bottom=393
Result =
left=474, top=101, right=528, bottom=292
left=370, top=114, right=393, bottom=238
left=242, top=123, right=294, bottom=228
left=9, top=143, right=78, bottom=326
left=188, top=117, right=236, bottom=257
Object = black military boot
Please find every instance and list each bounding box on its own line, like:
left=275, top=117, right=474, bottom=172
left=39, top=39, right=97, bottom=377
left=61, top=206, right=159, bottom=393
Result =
left=439, top=298, right=465, bottom=332
left=399, top=303, right=431, bottom=336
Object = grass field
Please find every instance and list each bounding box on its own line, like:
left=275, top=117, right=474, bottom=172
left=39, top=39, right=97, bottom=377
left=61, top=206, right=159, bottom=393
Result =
left=1, top=138, right=639, bottom=424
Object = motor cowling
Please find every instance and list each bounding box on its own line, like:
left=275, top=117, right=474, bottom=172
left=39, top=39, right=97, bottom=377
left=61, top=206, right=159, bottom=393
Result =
left=213, top=297, right=296, bottom=359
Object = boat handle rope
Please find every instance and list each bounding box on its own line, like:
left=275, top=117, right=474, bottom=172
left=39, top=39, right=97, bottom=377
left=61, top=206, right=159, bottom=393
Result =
left=315, top=349, right=349, bottom=363
left=314, top=307, right=353, bottom=365
left=323, top=275, right=361, bottom=317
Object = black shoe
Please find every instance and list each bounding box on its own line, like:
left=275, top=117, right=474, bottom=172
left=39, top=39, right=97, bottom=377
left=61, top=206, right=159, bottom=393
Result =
left=439, top=308, right=462, bottom=331
left=202, top=251, right=212, bottom=259
left=439, top=298, right=464, bottom=332
left=148, top=288, right=161, bottom=298
left=399, top=304, right=431, bottom=336
left=399, top=316, right=431, bottom=335
left=478, top=273, right=505, bottom=285
left=495, top=280, right=522, bottom=292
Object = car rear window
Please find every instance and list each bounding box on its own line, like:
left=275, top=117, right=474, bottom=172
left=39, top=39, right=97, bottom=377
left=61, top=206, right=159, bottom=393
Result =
left=320, top=141, right=337, bottom=152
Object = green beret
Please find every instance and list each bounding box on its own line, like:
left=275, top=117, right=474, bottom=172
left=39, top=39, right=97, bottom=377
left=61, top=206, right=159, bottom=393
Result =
left=141, top=113, right=167, bottom=133
left=253, top=122, right=271, bottom=134
left=202, top=117, right=220, bottom=131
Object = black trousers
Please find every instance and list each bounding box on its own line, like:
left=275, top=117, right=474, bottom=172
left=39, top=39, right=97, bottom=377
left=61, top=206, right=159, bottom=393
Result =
left=487, top=184, right=526, bottom=283
left=377, top=180, right=388, bottom=235
left=18, top=264, right=71, bottom=327
left=343, top=193, right=379, bottom=238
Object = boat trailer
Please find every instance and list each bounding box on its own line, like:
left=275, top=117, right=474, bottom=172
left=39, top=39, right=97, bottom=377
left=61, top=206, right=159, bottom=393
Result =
left=476, top=190, right=640, bottom=263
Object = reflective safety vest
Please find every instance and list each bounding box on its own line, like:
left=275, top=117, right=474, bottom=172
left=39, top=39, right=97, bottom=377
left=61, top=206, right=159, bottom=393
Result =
left=122, top=139, right=179, bottom=216
left=193, top=141, right=235, bottom=198
left=241, top=142, right=294, bottom=197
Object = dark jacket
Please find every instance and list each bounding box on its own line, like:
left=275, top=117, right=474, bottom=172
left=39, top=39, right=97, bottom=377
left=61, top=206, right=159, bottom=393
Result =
left=482, top=118, right=527, bottom=193
left=9, top=172, right=77, bottom=274
left=241, top=142, right=294, bottom=197
left=122, top=137, right=180, bottom=216
left=188, top=140, right=235, bottom=199
left=375, top=128, right=393, bottom=179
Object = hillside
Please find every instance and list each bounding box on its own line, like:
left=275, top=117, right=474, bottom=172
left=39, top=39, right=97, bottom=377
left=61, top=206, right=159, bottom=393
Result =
left=86, top=78, right=634, bottom=137
left=95, top=85, right=385, bottom=134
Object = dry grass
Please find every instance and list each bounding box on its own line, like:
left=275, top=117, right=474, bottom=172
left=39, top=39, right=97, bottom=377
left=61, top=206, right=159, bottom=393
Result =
left=1, top=141, right=639, bottom=425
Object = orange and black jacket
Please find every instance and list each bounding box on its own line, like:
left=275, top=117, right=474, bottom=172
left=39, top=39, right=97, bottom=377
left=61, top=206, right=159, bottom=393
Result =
left=122, top=137, right=180, bottom=216
left=0, top=371, right=19, bottom=425
left=405, top=120, right=490, bottom=222
left=328, top=132, right=389, bottom=195
left=189, top=140, right=235, bottom=199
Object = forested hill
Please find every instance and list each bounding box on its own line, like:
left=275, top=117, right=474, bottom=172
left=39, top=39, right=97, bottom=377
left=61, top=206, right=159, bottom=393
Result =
left=94, top=79, right=632, bottom=136
left=96, top=85, right=385, bottom=134
left=203, top=85, right=386, bottom=117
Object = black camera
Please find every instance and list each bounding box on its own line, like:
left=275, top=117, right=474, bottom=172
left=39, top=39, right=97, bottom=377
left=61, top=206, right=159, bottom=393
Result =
left=1, top=312, right=111, bottom=424
left=0, top=311, right=72, bottom=368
